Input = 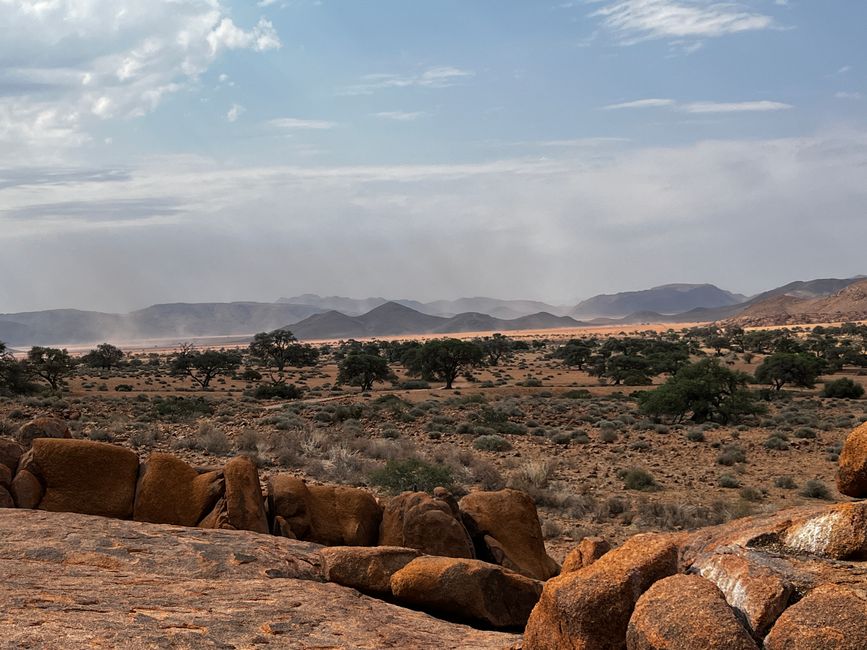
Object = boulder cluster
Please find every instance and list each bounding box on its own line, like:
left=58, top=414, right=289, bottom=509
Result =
left=4, top=416, right=867, bottom=647
left=0, top=416, right=557, bottom=629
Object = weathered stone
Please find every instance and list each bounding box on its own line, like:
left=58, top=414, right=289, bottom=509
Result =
left=32, top=439, right=139, bottom=519
left=764, top=584, right=867, bottom=650
left=0, top=485, right=13, bottom=508
left=16, top=417, right=71, bottom=448
left=321, top=546, right=420, bottom=595
left=391, top=556, right=543, bottom=628
left=10, top=468, right=43, bottom=508
left=198, top=497, right=232, bottom=530
left=133, top=452, right=224, bottom=527
left=223, top=456, right=268, bottom=534
left=307, top=483, right=382, bottom=546
left=268, top=474, right=312, bottom=538
left=562, top=537, right=611, bottom=573
left=0, top=437, right=24, bottom=472
left=780, top=502, right=867, bottom=559
left=837, top=422, right=867, bottom=497
left=380, top=491, right=474, bottom=558
left=269, top=476, right=382, bottom=546
left=627, top=574, right=757, bottom=650
left=0, top=509, right=517, bottom=649
left=460, top=489, right=559, bottom=580
left=524, top=533, right=680, bottom=650
left=694, top=552, right=792, bottom=638
left=0, top=462, right=11, bottom=488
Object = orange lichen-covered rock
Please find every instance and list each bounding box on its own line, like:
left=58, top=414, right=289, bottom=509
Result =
left=764, top=584, right=867, bottom=650
left=460, top=489, right=560, bottom=580
left=837, top=422, right=867, bottom=497
left=524, top=533, right=680, bottom=650
left=222, top=456, right=268, bottom=534
left=561, top=537, right=611, bottom=574
left=31, top=439, right=139, bottom=519
left=380, top=491, right=473, bottom=558
left=321, top=545, right=420, bottom=595
left=16, top=417, right=71, bottom=449
left=626, top=574, right=757, bottom=650
left=133, top=453, right=224, bottom=527
left=390, top=556, right=543, bottom=628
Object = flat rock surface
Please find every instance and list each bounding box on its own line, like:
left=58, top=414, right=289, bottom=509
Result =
left=0, top=510, right=519, bottom=649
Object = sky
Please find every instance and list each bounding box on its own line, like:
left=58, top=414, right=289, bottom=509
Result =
left=1, top=0, right=866, bottom=313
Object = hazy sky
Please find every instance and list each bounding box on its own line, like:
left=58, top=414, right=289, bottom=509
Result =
left=2, top=0, right=867, bottom=313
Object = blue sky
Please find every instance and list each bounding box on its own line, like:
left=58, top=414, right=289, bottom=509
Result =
left=1, top=1, right=866, bottom=312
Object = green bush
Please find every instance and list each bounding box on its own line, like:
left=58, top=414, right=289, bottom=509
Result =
left=774, top=476, right=797, bottom=489
left=718, top=474, right=740, bottom=489
left=822, top=378, right=865, bottom=399
left=473, top=434, right=512, bottom=452
left=151, top=396, right=212, bottom=422
left=252, top=382, right=303, bottom=400
left=717, top=445, right=746, bottom=466
left=369, top=458, right=455, bottom=494
left=622, top=467, right=658, bottom=491
left=800, top=480, right=832, bottom=500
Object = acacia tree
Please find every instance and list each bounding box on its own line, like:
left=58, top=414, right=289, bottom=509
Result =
left=0, top=342, right=34, bottom=395
left=408, top=339, right=484, bottom=389
left=248, top=329, right=319, bottom=381
left=755, top=352, right=825, bottom=391
left=478, top=333, right=514, bottom=366
left=82, top=343, right=124, bottom=369
left=639, top=358, right=762, bottom=424
left=27, top=346, right=75, bottom=391
left=170, top=344, right=241, bottom=389
left=337, top=353, right=396, bottom=391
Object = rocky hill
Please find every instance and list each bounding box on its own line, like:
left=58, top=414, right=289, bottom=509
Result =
left=571, top=284, right=746, bottom=319
left=728, top=278, right=867, bottom=326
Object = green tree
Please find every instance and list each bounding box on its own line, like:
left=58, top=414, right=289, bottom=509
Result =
left=478, top=333, right=514, bottom=366
left=0, top=342, right=34, bottom=395
left=554, top=339, right=594, bottom=370
left=82, top=343, right=124, bottom=369
left=248, top=329, right=319, bottom=377
left=27, top=346, right=76, bottom=391
left=337, top=353, right=396, bottom=391
left=755, top=352, right=825, bottom=391
left=170, top=344, right=241, bottom=389
left=639, top=358, right=762, bottom=424
left=408, top=339, right=484, bottom=389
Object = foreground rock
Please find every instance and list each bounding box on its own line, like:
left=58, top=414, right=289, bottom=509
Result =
left=391, top=556, right=543, bottom=628
left=626, top=574, right=757, bottom=649
left=524, top=533, right=680, bottom=649
left=380, top=491, right=474, bottom=558
left=764, top=583, right=867, bottom=650
left=133, top=452, right=224, bottom=527
left=321, top=545, right=420, bottom=595
left=29, top=438, right=139, bottom=518
left=0, top=509, right=519, bottom=649
left=15, top=417, right=71, bottom=448
left=561, top=537, right=611, bottom=573
left=838, top=421, right=867, bottom=497
left=460, top=488, right=560, bottom=580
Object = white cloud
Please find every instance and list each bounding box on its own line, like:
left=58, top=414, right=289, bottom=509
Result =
left=227, top=103, right=245, bottom=122
left=603, top=98, right=792, bottom=113
left=269, top=117, right=338, bottom=130
left=835, top=92, right=862, bottom=100
left=374, top=111, right=429, bottom=121
left=591, top=0, right=774, bottom=43
left=338, top=66, right=474, bottom=96
left=681, top=100, right=792, bottom=113
left=0, top=1, right=281, bottom=161
left=3, top=130, right=867, bottom=311
left=604, top=98, right=676, bottom=110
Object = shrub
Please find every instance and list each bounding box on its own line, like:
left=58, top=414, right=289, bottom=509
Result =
left=473, top=434, right=512, bottom=452
left=739, top=486, right=764, bottom=502
left=599, top=429, right=618, bottom=443
left=369, top=458, right=455, bottom=494
left=400, top=379, right=430, bottom=390
left=196, top=422, right=231, bottom=455
left=236, top=428, right=262, bottom=452
left=717, top=445, right=746, bottom=466
left=794, top=427, right=817, bottom=439
left=622, top=467, right=658, bottom=492
left=130, top=426, right=158, bottom=448
left=763, top=435, right=790, bottom=451
left=253, top=382, right=303, bottom=400
left=822, top=378, right=865, bottom=399
left=774, top=476, right=797, bottom=489
left=800, top=480, right=832, bottom=500
left=686, top=429, right=705, bottom=443
left=114, top=384, right=133, bottom=392
left=719, top=474, right=740, bottom=489
left=152, top=396, right=212, bottom=422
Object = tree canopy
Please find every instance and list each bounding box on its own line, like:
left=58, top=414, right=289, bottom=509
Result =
left=337, top=353, right=396, bottom=391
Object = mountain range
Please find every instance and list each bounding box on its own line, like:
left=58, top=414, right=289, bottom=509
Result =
left=2, top=277, right=864, bottom=346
